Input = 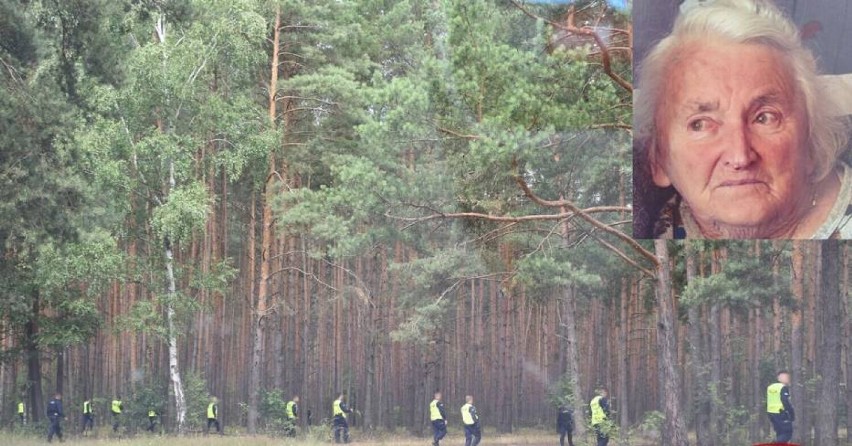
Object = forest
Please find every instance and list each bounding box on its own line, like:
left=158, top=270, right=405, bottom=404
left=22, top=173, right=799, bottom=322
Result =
left=0, top=1, right=849, bottom=446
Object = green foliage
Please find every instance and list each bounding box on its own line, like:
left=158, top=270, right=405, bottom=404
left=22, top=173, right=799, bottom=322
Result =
left=547, top=373, right=578, bottom=409
left=626, top=410, right=664, bottom=443
left=129, top=380, right=168, bottom=426
left=515, top=251, right=602, bottom=301
left=682, top=242, right=790, bottom=312
left=258, top=389, right=292, bottom=435
left=183, top=372, right=212, bottom=432
left=152, top=182, right=211, bottom=244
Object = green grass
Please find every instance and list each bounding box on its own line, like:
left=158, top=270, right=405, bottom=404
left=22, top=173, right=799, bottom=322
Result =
left=0, top=430, right=593, bottom=446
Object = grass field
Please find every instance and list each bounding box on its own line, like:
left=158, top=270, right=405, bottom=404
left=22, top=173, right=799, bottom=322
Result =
left=0, top=430, right=658, bottom=446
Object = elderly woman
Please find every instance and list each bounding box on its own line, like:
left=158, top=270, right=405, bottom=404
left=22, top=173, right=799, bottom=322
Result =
left=634, top=0, right=851, bottom=239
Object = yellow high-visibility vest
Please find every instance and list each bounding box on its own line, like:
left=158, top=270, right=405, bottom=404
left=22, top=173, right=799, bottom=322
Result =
left=333, top=399, right=346, bottom=418
left=17, top=402, right=24, bottom=414
left=767, top=383, right=785, bottom=414
left=590, top=396, right=606, bottom=426
left=207, top=403, right=217, bottom=419
left=430, top=400, right=444, bottom=421
left=83, top=401, right=92, bottom=414
left=111, top=400, right=122, bottom=414
left=461, top=403, right=474, bottom=425
left=148, top=410, right=156, bottom=417
left=286, top=401, right=297, bottom=419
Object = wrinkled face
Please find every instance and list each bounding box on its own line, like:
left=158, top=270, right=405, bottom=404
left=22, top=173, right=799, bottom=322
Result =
left=652, top=39, right=812, bottom=235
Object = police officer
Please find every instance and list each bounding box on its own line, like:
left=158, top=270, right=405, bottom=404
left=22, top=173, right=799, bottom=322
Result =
left=332, top=392, right=353, bottom=444
left=460, top=395, right=481, bottom=446
left=46, top=392, right=65, bottom=443
left=17, top=400, right=25, bottom=425
left=285, top=395, right=300, bottom=437
left=590, top=388, right=611, bottom=446
left=111, top=396, right=123, bottom=433
left=147, top=408, right=158, bottom=432
left=557, top=403, right=575, bottom=446
left=81, top=398, right=94, bottom=434
left=430, top=391, right=448, bottom=446
left=767, top=370, right=795, bottom=443
left=206, top=396, right=222, bottom=435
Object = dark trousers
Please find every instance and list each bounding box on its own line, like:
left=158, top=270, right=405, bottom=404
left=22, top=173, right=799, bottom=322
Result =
left=594, top=424, right=609, bottom=446
left=333, top=417, right=350, bottom=443
left=112, top=413, right=120, bottom=432
left=207, top=418, right=221, bottom=434
left=147, top=416, right=157, bottom=432
left=285, top=417, right=297, bottom=437
left=432, top=419, right=447, bottom=444
left=769, top=413, right=793, bottom=443
left=559, top=427, right=575, bottom=446
left=464, top=424, right=481, bottom=446
left=18, top=414, right=24, bottom=424
left=81, top=414, right=94, bottom=433
left=47, top=416, right=63, bottom=442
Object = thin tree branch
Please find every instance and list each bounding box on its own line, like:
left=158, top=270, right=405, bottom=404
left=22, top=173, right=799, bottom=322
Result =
left=509, top=1, right=632, bottom=93
left=512, top=174, right=658, bottom=266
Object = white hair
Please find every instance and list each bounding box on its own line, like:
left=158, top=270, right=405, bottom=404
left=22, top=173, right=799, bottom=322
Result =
left=635, top=0, right=849, bottom=182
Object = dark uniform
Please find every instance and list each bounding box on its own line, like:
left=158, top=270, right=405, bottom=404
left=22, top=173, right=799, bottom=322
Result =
left=81, top=400, right=94, bottom=433
left=332, top=396, right=353, bottom=443
left=461, top=401, right=481, bottom=446
left=46, top=396, right=64, bottom=443
left=557, top=405, right=575, bottom=446
left=430, top=398, right=448, bottom=446
left=767, top=382, right=795, bottom=443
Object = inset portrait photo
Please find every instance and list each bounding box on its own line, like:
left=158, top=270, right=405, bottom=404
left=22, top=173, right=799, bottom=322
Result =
left=633, top=0, right=852, bottom=239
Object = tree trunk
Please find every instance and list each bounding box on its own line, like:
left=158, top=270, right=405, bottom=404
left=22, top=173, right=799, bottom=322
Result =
left=56, top=349, right=64, bottom=396
left=165, top=238, right=187, bottom=433
left=654, top=240, right=689, bottom=446
left=25, top=293, right=44, bottom=423
left=558, top=204, right=586, bottom=439
left=248, top=7, right=281, bottom=434
left=844, top=243, right=852, bottom=445
left=790, top=240, right=805, bottom=444
left=685, top=242, right=712, bottom=445
left=815, top=239, right=840, bottom=446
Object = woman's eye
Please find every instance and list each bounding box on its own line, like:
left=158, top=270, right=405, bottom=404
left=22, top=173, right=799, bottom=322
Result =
left=688, top=119, right=709, bottom=132
left=754, top=111, right=781, bottom=126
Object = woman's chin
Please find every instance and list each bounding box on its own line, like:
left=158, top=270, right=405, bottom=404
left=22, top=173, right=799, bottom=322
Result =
left=700, top=205, right=788, bottom=238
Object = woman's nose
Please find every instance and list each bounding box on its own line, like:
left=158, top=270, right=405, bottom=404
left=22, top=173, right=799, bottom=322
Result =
left=720, top=122, right=757, bottom=170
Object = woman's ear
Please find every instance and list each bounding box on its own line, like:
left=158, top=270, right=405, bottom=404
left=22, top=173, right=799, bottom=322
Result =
left=648, top=140, right=673, bottom=187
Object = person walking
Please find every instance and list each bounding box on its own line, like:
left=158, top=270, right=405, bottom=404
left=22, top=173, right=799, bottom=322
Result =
left=332, top=392, right=353, bottom=444
left=206, top=396, right=223, bottom=435
left=767, top=371, right=795, bottom=443
left=146, top=408, right=158, bottom=432
left=81, top=398, right=94, bottom=434
left=557, top=403, right=575, bottom=446
left=17, top=400, right=25, bottom=425
left=285, top=395, right=300, bottom=437
left=590, top=388, right=611, bottom=446
left=430, top=391, right=448, bottom=446
left=460, top=395, right=481, bottom=446
left=111, top=396, right=123, bottom=433
left=46, top=392, right=65, bottom=443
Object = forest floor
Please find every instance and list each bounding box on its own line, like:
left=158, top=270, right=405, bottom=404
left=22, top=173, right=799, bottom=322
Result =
left=0, top=430, right=661, bottom=446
